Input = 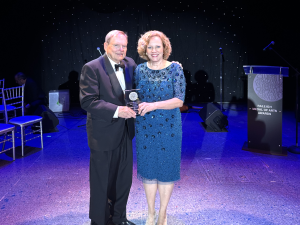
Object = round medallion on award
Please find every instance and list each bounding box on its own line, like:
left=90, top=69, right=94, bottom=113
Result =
left=129, top=92, right=138, bottom=101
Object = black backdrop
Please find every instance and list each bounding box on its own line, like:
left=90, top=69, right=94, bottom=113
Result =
left=0, top=0, right=298, bottom=108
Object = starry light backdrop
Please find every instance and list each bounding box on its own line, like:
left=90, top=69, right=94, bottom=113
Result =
left=0, top=0, right=297, bottom=107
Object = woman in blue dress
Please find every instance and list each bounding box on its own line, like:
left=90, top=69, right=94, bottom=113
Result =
left=134, top=31, right=186, bottom=225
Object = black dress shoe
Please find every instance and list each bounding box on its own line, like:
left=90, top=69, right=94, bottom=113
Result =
left=91, top=219, right=115, bottom=225
left=115, top=220, right=135, bottom=225
left=91, top=220, right=98, bottom=225
left=107, top=220, right=116, bottom=225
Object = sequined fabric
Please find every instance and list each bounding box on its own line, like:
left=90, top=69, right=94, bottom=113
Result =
left=134, top=62, right=186, bottom=182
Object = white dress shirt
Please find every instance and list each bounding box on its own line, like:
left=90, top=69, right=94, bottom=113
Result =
left=107, top=55, right=125, bottom=118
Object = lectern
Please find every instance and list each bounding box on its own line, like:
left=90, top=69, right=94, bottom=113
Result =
left=243, top=65, right=289, bottom=155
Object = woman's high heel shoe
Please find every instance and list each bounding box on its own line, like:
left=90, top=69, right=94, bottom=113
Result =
left=156, top=214, right=167, bottom=225
left=145, top=211, right=156, bottom=225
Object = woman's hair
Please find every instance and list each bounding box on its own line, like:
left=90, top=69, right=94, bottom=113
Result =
left=137, top=30, right=172, bottom=61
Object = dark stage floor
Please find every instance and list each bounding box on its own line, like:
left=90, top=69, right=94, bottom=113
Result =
left=1, top=103, right=300, bottom=225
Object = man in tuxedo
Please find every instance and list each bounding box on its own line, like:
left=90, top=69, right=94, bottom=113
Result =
left=80, top=30, right=136, bottom=225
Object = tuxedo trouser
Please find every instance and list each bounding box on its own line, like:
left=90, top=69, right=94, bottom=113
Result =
left=89, top=126, right=133, bottom=225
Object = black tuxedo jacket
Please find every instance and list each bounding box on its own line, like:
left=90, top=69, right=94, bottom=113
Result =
left=80, top=54, right=136, bottom=151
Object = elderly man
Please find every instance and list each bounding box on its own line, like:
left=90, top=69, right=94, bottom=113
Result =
left=80, top=30, right=136, bottom=225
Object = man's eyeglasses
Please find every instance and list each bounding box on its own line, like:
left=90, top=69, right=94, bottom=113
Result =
left=110, top=44, right=127, bottom=50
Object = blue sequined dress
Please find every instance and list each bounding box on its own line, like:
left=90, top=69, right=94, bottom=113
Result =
left=134, top=62, right=186, bottom=183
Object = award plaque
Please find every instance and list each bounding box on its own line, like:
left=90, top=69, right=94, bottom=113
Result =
left=125, top=89, right=141, bottom=115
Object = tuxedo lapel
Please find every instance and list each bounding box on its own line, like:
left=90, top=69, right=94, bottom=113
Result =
left=103, top=54, right=125, bottom=105
left=123, top=61, right=132, bottom=91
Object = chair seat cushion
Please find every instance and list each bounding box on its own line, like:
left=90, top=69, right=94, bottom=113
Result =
left=0, top=105, right=16, bottom=112
left=9, top=116, right=42, bottom=125
left=0, top=123, right=15, bottom=134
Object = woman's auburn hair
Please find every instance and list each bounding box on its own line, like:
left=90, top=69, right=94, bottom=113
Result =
left=137, top=30, right=172, bottom=61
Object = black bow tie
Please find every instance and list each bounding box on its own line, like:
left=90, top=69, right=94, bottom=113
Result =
left=115, top=62, right=125, bottom=71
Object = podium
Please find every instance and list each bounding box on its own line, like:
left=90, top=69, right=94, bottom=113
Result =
left=242, top=65, right=289, bottom=155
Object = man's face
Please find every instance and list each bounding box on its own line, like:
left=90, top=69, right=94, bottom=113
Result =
left=104, top=34, right=128, bottom=63
left=15, top=76, right=26, bottom=85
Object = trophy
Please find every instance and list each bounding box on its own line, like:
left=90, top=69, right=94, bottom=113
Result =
left=125, top=89, right=141, bottom=115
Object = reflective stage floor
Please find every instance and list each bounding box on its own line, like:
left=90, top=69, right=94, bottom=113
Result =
left=1, top=104, right=300, bottom=225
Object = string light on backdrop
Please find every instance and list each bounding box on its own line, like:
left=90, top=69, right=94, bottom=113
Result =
left=40, top=0, right=247, bottom=104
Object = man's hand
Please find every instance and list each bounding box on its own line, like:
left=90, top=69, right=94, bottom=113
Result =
left=24, top=104, right=30, bottom=115
left=172, top=61, right=183, bottom=69
left=118, top=106, right=136, bottom=119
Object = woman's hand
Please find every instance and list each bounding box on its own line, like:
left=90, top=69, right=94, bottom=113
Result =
left=138, top=102, right=157, bottom=116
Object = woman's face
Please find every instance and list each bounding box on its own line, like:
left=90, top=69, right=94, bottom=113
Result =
left=146, top=36, right=164, bottom=62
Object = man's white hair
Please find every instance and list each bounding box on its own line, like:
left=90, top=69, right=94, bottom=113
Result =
left=105, top=30, right=128, bottom=44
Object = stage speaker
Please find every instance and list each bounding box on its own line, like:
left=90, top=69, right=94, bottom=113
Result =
left=198, top=103, right=228, bottom=132
left=34, top=105, right=59, bottom=132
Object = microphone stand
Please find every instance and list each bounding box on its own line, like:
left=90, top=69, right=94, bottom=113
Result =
left=268, top=47, right=300, bottom=154
left=97, top=47, right=103, bottom=56
left=219, top=48, right=225, bottom=111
